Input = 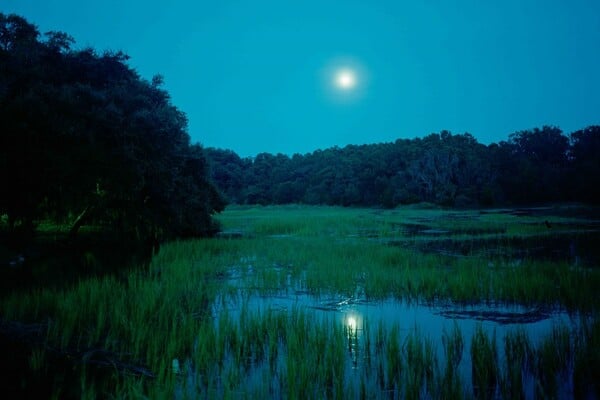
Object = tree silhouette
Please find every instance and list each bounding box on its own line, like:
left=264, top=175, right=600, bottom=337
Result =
left=0, top=13, right=224, bottom=241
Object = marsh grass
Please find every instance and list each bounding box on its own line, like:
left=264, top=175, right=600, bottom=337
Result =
left=500, top=328, right=532, bottom=399
left=404, top=328, right=436, bottom=399
left=470, top=325, right=499, bottom=399
left=439, top=322, right=465, bottom=399
left=573, top=317, right=600, bottom=399
left=1, top=204, right=598, bottom=397
left=216, top=206, right=600, bottom=309
left=535, top=323, right=573, bottom=398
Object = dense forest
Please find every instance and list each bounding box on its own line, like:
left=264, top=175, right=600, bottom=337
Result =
left=0, top=14, right=224, bottom=243
left=206, top=126, right=600, bottom=208
left=2, top=12, right=599, bottom=248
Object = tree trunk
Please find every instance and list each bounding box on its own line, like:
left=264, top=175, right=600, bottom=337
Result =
left=69, top=205, right=92, bottom=238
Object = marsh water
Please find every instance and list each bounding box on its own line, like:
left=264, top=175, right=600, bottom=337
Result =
left=182, top=207, right=598, bottom=399
left=4, top=206, right=596, bottom=398
left=275, top=300, right=560, bottom=393
left=177, top=262, right=586, bottom=399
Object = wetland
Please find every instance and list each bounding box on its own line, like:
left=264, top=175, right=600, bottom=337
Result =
left=1, top=204, right=599, bottom=398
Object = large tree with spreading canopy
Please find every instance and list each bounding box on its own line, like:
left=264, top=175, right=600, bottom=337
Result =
left=0, top=13, right=224, bottom=241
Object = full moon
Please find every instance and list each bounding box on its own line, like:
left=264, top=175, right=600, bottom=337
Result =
left=335, top=69, right=356, bottom=89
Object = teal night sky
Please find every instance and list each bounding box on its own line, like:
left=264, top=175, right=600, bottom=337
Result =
left=4, top=0, right=600, bottom=156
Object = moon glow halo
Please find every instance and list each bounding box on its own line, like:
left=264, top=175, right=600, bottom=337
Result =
left=335, top=69, right=357, bottom=90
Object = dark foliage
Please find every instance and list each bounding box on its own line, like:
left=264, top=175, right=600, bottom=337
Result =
left=0, top=14, right=224, bottom=241
left=207, top=125, right=600, bottom=207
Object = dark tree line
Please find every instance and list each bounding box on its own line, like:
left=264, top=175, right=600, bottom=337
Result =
left=206, top=126, right=600, bottom=208
left=2, top=13, right=598, bottom=245
left=0, top=14, right=224, bottom=242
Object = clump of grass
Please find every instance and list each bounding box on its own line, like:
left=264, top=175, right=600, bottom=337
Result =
left=471, top=324, right=499, bottom=400
left=573, top=317, right=600, bottom=399
left=404, top=328, right=436, bottom=399
left=384, top=324, right=402, bottom=395
left=535, top=323, right=572, bottom=399
left=500, top=329, right=532, bottom=400
left=438, top=322, right=464, bottom=400
left=283, top=307, right=347, bottom=399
